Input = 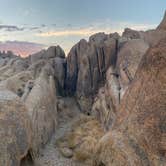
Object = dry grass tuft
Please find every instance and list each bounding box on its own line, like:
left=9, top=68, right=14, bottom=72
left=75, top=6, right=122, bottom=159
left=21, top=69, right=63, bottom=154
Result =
left=56, top=114, right=105, bottom=163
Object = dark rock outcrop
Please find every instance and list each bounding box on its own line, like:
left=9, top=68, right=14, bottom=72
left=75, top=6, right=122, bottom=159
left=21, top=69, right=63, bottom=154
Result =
left=65, top=33, right=120, bottom=112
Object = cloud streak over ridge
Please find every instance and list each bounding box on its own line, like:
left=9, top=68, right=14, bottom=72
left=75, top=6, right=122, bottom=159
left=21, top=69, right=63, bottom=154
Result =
left=36, top=21, right=157, bottom=37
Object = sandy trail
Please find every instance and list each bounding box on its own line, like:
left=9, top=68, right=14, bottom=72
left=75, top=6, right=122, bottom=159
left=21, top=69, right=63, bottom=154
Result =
left=36, top=97, right=85, bottom=166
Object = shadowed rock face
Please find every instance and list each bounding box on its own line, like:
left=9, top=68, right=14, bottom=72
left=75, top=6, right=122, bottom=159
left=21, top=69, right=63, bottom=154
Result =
left=93, top=38, right=166, bottom=166
left=65, top=33, right=120, bottom=112
left=0, top=90, right=31, bottom=166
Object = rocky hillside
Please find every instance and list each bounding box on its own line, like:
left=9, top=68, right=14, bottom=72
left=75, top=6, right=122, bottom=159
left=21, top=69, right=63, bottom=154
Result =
left=0, top=11, right=165, bottom=166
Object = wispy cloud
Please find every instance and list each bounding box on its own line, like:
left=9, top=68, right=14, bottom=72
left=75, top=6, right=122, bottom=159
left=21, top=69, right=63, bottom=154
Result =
left=0, top=22, right=48, bottom=33
left=0, top=25, right=25, bottom=32
left=0, top=41, right=45, bottom=57
left=36, top=21, right=157, bottom=37
left=36, top=28, right=100, bottom=37
left=29, top=26, right=40, bottom=30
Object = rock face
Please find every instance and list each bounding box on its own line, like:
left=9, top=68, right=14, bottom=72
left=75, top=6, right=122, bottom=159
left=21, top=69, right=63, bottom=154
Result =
left=93, top=38, right=166, bottom=166
left=116, top=39, right=149, bottom=92
left=0, top=46, right=66, bottom=165
left=65, top=12, right=166, bottom=113
left=30, top=45, right=65, bottom=63
left=92, top=12, right=166, bottom=130
left=25, top=64, right=58, bottom=157
left=122, top=28, right=142, bottom=39
left=0, top=11, right=166, bottom=166
left=0, top=90, right=31, bottom=166
left=65, top=33, right=119, bottom=112
left=92, top=39, right=149, bottom=130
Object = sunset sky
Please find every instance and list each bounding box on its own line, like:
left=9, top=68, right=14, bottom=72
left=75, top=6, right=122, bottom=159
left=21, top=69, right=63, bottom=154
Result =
left=0, top=0, right=165, bottom=57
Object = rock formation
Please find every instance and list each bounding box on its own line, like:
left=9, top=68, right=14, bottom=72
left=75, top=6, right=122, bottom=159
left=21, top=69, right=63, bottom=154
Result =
left=0, top=10, right=165, bottom=166
left=65, top=32, right=119, bottom=112
left=93, top=37, right=166, bottom=166
left=92, top=12, right=166, bottom=131
left=0, top=90, right=31, bottom=166
left=0, top=45, right=66, bottom=165
left=25, top=64, right=58, bottom=158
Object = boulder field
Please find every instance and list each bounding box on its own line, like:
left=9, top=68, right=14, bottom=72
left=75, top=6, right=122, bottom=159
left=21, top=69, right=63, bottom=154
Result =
left=0, top=11, right=165, bottom=166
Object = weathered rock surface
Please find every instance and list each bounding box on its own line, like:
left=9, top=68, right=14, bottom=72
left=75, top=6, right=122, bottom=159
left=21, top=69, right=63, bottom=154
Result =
left=0, top=11, right=166, bottom=166
left=59, top=147, right=73, bottom=158
left=65, top=33, right=119, bottom=112
left=122, top=28, right=142, bottom=39
left=93, top=38, right=166, bottom=166
left=0, top=90, right=31, bottom=166
left=92, top=12, right=166, bottom=130
left=30, top=45, right=65, bottom=63
left=0, top=46, right=66, bottom=165
left=92, top=39, right=149, bottom=130
left=25, top=63, right=58, bottom=158
left=117, top=39, right=149, bottom=92
left=65, top=12, right=166, bottom=114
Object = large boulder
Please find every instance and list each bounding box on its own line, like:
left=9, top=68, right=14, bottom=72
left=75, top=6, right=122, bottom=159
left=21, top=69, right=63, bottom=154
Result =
left=45, top=45, right=65, bottom=59
left=93, top=38, right=166, bottom=166
left=122, top=28, right=142, bottom=39
left=30, top=45, right=65, bottom=63
left=0, top=45, right=65, bottom=162
left=25, top=63, right=58, bottom=157
left=0, top=89, right=31, bottom=166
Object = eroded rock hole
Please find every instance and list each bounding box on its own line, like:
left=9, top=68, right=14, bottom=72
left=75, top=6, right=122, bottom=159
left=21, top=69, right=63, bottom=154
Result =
left=20, top=151, right=34, bottom=166
left=99, top=161, right=106, bottom=166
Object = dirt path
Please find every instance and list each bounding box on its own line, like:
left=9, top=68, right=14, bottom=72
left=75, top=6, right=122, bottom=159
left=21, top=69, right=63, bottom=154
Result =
left=35, top=97, right=85, bottom=166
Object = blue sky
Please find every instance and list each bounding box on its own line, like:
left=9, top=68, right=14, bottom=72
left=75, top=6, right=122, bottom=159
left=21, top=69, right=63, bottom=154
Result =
left=0, top=0, right=165, bottom=56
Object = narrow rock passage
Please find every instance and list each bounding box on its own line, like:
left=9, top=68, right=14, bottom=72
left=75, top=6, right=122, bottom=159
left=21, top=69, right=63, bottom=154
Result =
left=36, top=97, right=85, bottom=166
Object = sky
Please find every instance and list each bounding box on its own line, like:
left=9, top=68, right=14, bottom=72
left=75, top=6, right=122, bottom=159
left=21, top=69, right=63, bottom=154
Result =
left=0, top=0, right=165, bottom=57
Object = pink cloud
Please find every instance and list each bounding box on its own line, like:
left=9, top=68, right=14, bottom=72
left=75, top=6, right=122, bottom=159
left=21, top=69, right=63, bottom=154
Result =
left=0, top=41, right=45, bottom=57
